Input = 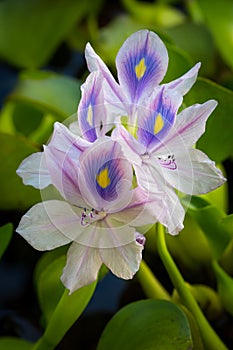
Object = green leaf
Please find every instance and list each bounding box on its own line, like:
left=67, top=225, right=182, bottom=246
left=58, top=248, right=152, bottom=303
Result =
left=184, top=78, right=233, bottom=162
left=34, top=280, right=96, bottom=350
left=12, top=103, right=44, bottom=137
left=122, top=0, right=185, bottom=28
left=179, top=306, right=205, bottom=350
left=197, top=0, right=233, bottom=69
left=163, top=44, right=193, bottom=83
left=33, top=253, right=96, bottom=350
left=0, top=133, right=40, bottom=210
left=219, top=216, right=233, bottom=274
left=166, top=213, right=212, bottom=274
left=0, top=0, right=92, bottom=68
left=213, top=261, right=233, bottom=316
left=34, top=246, right=68, bottom=292
left=97, top=300, right=193, bottom=350
left=0, top=337, right=32, bottom=350
left=36, top=255, right=67, bottom=326
left=186, top=196, right=231, bottom=259
left=164, top=22, right=216, bottom=76
left=0, top=223, right=13, bottom=259
left=10, top=71, right=81, bottom=120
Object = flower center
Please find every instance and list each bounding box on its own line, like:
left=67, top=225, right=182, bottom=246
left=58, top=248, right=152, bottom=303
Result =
left=141, top=151, right=150, bottom=160
left=81, top=208, right=107, bottom=226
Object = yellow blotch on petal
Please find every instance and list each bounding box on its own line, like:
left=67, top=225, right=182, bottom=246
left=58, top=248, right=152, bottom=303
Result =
left=96, top=167, right=111, bottom=188
left=154, top=113, right=164, bottom=134
left=135, top=58, right=146, bottom=80
left=87, top=104, right=93, bottom=126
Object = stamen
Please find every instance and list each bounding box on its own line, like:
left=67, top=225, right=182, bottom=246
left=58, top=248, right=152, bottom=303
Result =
left=80, top=208, right=106, bottom=226
left=142, top=151, right=150, bottom=160
left=158, top=154, right=177, bottom=170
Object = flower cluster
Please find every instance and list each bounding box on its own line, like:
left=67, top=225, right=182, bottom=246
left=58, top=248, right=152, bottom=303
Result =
left=16, top=30, right=225, bottom=293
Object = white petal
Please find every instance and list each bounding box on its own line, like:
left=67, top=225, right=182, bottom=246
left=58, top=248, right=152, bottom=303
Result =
left=16, top=152, right=51, bottom=189
left=134, top=162, right=185, bottom=234
left=68, top=217, right=135, bottom=249
left=61, top=242, right=102, bottom=293
left=112, top=125, right=145, bottom=164
left=164, top=62, right=201, bottom=96
left=110, top=187, right=164, bottom=228
left=158, top=187, right=185, bottom=235
left=156, top=100, right=217, bottom=153
left=181, top=149, right=226, bottom=194
left=69, top=121, right=81, bottom=136
left=85, top=43, right=126, bottom=112
left=100, top=240, right=143, bottom=280
left=16, top=200, right=84, bottom=251
left=153, top=148, right=226, bottom=195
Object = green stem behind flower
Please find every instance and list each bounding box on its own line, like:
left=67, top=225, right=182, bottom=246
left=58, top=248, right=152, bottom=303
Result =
left=137, top=259, right=170, bottom=300
left=157, top=223, right=227, bottom=350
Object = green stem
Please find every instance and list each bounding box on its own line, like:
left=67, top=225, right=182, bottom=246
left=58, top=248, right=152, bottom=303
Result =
left=137, top=259, right=170, bottom=300
left=157, top=223, right=227, bottom=350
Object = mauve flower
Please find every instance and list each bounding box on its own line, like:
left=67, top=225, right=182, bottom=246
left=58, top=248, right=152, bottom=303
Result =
left=84, top=29, right=201, bottom=125
left=16, top=126, right=172, bottom=292
left=112, top=88, right=226, bottom=234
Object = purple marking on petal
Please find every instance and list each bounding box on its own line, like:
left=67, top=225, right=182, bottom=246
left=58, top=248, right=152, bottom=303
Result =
left=158, top=155, right=177, bottom=170
left=135, top=232, right=146, bottom=246
left=78, top=72, right=107, bottom=142
left=137, top=88, right=181, bottom=149
left=95, top=159, right=122, bottom=201
left=116, top=30, right=168, bottom=104
left=78, top=138, right=133, bottom=212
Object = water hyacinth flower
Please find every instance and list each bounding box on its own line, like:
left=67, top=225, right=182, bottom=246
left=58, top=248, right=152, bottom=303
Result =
left=82, top=29, right=226, bottom=233
left=16, top=28, right=226, bottom=293
left=16, top=124, right=172, bottom=293
left=85, top=29, right=201, bottom=125
left=113, top=88, right=226, bottom=219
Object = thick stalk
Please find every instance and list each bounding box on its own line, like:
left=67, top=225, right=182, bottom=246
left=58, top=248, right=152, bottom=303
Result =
left=157, top=223, right=227, bottom=350
left=137, top=259, right=170, bottom=300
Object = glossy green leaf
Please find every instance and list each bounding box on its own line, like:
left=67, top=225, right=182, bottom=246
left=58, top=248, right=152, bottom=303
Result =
left=166, top=213, right=212, bottom=275
left=34, top=246, right=68, bottom=292
left=0, top=337, right=32, bottom=350
left=10, top=71, right=81, bottom=120
left=179, top=306, right=205, bottom=350
left=12, top=103, right=44, bottom=137
left=219, top=216, right=233, bottom=274
left=185, top=196, right=231, bottom=259
left=163, top=44, right=194, bottom=83
left=0, top=223, right=13, bottom=259
left=197, top=0, right=233, bottom=69
left=34, top=279, right=96, bottom=350
left=36, top=255, right=67, bottom=326
left=213, top=261, right=233, bottom=316
left=184, top=78, right=233, bottom=162
left=97, top=300, right=193, bottom=350
left=164, top=22, right=216, bottom=76
left=218, top=214, right=233, bottom=237
left=0, top=133, right=40, bottom=210
left=122, top=0, right=185, bottom=28
left=0, top=0, right=92, bottom=68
